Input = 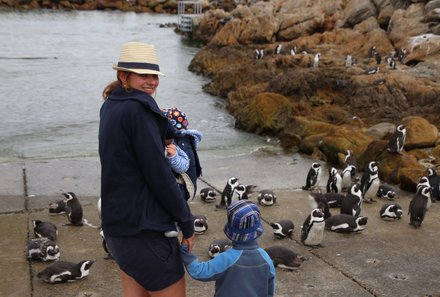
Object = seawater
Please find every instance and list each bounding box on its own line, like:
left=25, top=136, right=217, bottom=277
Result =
left=0, top=10, right=274, bottom=163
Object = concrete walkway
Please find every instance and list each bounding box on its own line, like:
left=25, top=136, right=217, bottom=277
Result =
left=1, top=150, right=440, bottom=297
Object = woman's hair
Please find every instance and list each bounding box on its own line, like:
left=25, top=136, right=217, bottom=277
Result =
left=102, top=71, right=133, bottom=100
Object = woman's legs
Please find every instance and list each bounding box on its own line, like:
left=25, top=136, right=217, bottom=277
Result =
left=121, top=271, right=186, bottom=297
left=149, top=276, right=186, bottom=297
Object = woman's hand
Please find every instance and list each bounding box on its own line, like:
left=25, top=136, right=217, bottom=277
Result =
left=181, top=234, right=195, bottom=252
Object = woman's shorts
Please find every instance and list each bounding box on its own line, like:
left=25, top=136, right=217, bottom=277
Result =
left=105, top=230, right=185, bottom=291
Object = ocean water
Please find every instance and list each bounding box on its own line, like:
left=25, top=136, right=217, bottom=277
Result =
left=0, top=10, right=274, bottom=163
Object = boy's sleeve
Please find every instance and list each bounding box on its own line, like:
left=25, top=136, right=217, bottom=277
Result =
left=180, top=244, right=241, bottom=281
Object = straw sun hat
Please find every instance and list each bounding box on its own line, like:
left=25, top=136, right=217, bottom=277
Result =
left=112, top=41, right=164, bottom=76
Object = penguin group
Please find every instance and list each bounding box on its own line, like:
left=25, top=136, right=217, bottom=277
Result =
left=28, top=191, right=95, bottom=284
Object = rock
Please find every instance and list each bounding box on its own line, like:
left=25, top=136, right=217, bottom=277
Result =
left=425, top=0, right=440, bottom=12
left=367, top=122, right=396, bottom=139
left=343, top=0, right=377, bottom=27
left=402, top=116, right=439, bottom=150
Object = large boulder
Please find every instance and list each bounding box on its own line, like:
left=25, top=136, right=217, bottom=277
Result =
left=402, top=116, right=439, bottom=150
left=343, top=0, right=377, bottom=27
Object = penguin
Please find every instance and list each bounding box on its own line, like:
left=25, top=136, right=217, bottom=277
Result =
left=275, top=44, right=282, bottom=55
left=290, top=46, right=297, bottom=55
left=360, top=161, right=380, bottom=203
left=367, top=46, right=377, bottom=58
left=32, top=220, right=58, bottom=242
left=417, top=177, right=433, bottom=209
left=322, top=192, right=345, bottom=208
left=389, top=58, right=396, bottom=69
left=308, top=186, right=332, bottom=219
left=199, top=187, right=217, bottom=203
left=254, top=49, right=264, bottom=60
left=408, top=185, right=430, bottom=228
left=313, top=53, right=321, bottom=68
left=48, top=199, right=68, bottom=215
left=377, top=184, right=396, bottom=200
left=303, top=162, right=322, bottom=190
left=427, top=167, right=440, bottom=202
left=264, top=245, right=307, bottom=270
left=28, top=237, right=60, bottom=262
left=398, top=48, right=407, bottom=62
left=99, top=229, right=113, bottom=259
left=341, top=165, right=356, bottom=192
left=373, top=78, right=386, bottom=85
left=193, top=214, right=208, bottom=235
left=379, top=203, right=403, bottom=220
left=257, top=189, right=277, bottom=206
left=216, top=177, right=239, bottom=209
left=341, top=183, right=363, bottom=216
left=301, top=208, right=325, bottom=248
left=388, top=124, right=406, bottom=153
left=37, top=260, right=94, bottom=284
left=344, top=149, right=358, bottom=169
left=269, top=219, right=294, bottom=239
left=375, top=52, right=382, bottom=65
left=63, top=192, right=84, bottom=226
left=232, top=184, right=257, bottom=201
left=345, top=54, right=353, bottom=67
left=365, top=66, right=379, bottom=74
left=325, top=214, right=368, bottom=233
left=326, top=167, right=342, bottom=193
left=208, top=239, right=232, bottom=258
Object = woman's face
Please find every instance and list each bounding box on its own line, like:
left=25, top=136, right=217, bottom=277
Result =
left=120, top=72, right=159, bottom=95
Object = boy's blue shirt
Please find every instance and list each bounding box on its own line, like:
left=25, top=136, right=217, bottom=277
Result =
left=180, top=239, right=276, bottom=297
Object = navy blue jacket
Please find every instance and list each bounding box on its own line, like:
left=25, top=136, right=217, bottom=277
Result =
left=99, top=87, right=194, bottom=239
left=174, top=131, right=202, bottom=191
left=181, top=240, right=276, bottom=297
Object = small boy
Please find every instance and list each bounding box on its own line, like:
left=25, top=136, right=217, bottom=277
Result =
left=164, top=107, right=202, bottom=200
left=180, top=200, right=276, bottom=297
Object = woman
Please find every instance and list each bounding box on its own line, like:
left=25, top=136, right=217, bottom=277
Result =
left=99, top=41, right=195, bottom=297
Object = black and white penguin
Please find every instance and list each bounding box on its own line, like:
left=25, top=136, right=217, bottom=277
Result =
left=32, top=220, right=58, bottom=242
left=208, top=239, right=232, bottom=258
left=365, top=66, right=379, bottom=75
left=301, top=208, right=325, bottom=248
left=341, top=183, right=363, bottom=216
left=379, top=203, right=403, bottom=220
left=408, top=185, right=430, bottom=228
left=264, top=245, right=307, bottom=270
left=360, top=161, right=380, bottom=203
left=275, top=44, right=282, bottom=55
left=367, top=46, right=377, bottom=58
left=345, top=149, right=358, bottom=169
left=290, top=46, right=297, bottom=55
left=313, top=53, right=321, bottom=68
left=389, top=58, right=396, bottom=69
left=194, top=214, right=208, bottom=235
left=341, top=165, right=356, bottom=192
left=257, top=189, right=277, bottom=206
left=270, top=219, right=294, bottom=239
left=426, top=168, right=440, bottom=202
left=326, top=167, right=342, bottom=193
left=99, top=229, right=113, bottom=259
left=48, top=199, right=68, bottom=215
left=217, top=177, right=239, bottom=209
left=345, top=55, right=353, bottom=67
left=417, top=177, right=433, bottom=210
left=376, top=184, right=396, bottom=200
left=373, top=78, right=386, bottom=86
left=28, top=237, right=60, bottom=261
left=325, top=214, right=368, bottom=233
left=37, top=260, right=94, bottom=284
left=200, top=187, right=217, bottom=203
left=254, top=49, right=264, bottom=60
left=303, top=162, right=322, bottom=190
left=63, top=192, right=84, bottom=226
left=398, top=48, right=407, bottom=62
left=388, top=124, right=406, bottom=153
left=232, top=184, right=257, bottom=201
left=308, top=187, right=332, bottom=219
left=323, top=192, right=345, bottom=208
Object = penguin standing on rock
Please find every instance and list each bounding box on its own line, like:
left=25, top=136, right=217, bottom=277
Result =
left=301, top=208, right=325, bottom=248
left=270, top=219, right=294, bottom=239
left=216, top=177, right=239, bottom=209
left=341, top=183, right=363, bottom=216
left=408, top=185, right=430, bottom=228
left=63, top=192, right=84, bottom=226
left=37, top=260, right=94, bottom=284
left=360, top=161, right=380, bottom=203
left=303, top=162, right=322, bottom=190
left=326, top=167, right=342, bottom=193
left=264, top=245, right=307, bottom=270
left=427, top=168, right=440, bottom=202
left=200, top=187, right=217, bottom=203
left=313, top=53, right=321, bottom=68
left=325, top=214, right=368, bottom=233
left=379, top=203, right=403, bottom=220
left=33, top=220, right=58, bottom=242
left=388, top=124, right=406, bottom=153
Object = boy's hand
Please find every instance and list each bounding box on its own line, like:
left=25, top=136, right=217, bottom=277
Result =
left=165, top=143, right=177, bottom=157
left=181, top=234, right=195, bottom=252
